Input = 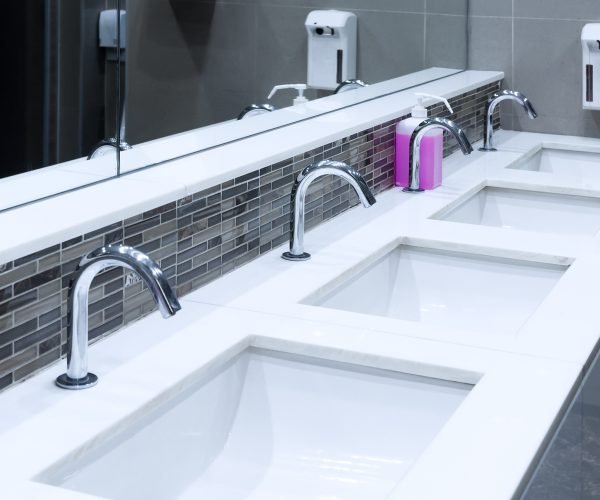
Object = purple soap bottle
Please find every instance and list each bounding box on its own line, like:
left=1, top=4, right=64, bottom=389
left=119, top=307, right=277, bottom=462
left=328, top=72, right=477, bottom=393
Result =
left=395, top=93, right=454, bottom=190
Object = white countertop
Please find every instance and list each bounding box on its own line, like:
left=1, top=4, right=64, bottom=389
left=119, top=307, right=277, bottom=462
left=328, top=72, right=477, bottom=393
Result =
left=1, top=130, right=600, bottom=499
left=185, top=130, right=600, bottom=365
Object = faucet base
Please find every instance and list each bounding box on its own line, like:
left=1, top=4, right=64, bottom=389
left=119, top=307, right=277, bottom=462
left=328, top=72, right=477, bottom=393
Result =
left=55, top=373, right=98, bottom=390
left=281, top=251, right=311, bottom=262
left=402, top=187, right=425, bottom=193
left=478, top=147, right=498, bottom=152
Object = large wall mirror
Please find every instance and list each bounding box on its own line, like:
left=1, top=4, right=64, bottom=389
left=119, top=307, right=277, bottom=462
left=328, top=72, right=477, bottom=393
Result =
left=1, top=0, right=468, bottom=212
left=1, top=1, right=122, bottom=210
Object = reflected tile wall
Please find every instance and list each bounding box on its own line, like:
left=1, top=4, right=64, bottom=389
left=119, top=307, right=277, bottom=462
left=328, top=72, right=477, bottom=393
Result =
left=0, top=81, right=499, bottom=393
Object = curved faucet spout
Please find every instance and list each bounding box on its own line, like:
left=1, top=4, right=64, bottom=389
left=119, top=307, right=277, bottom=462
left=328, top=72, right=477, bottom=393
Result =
left=237, top=103, right=276, bottom=120
left=334, top=79, right=369, bottom=94
left=56, top=245, right=181, bottom=390
left=282, top=160, right=376, bottom=261
left=405, top=117, right=473, bottom=193
left=480, top=90, right=537, bottom=152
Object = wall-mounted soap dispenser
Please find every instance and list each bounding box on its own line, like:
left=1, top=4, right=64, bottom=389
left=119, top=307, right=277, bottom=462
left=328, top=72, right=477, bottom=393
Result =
left=582, top=24, right=600, bottom=110
left=305, top=11, right=357, bottom=91
left=99, top=9, right=127, bottom=61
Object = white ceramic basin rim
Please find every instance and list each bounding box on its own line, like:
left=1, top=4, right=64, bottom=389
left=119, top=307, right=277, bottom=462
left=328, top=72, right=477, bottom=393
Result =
left=434, top=186, right=600, bottom=236
left=39, top=348, right=471, bottom=500
left=306, top=245, right=566, bottom=335
left=508, top=147, right=600, bottom=180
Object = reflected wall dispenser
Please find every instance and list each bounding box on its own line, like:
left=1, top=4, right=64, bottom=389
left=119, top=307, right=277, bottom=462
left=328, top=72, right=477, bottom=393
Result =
left=99, top=9, right=127, bottom=61
left=305, top=10, right=357, bottom=90
left=582, top=24, right=600, bottom=110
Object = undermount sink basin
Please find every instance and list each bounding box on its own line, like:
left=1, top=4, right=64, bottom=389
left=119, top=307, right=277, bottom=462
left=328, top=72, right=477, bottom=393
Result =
left=39, top=348, right=470, bottom=500
left=433, top=186, right=600, bottom=236
left=305, top=246, right=566, bottom=334
left=508, top=147, right=600, bottom=180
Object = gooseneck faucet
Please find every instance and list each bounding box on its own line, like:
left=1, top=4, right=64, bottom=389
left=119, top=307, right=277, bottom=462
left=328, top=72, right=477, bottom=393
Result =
left=282, top=160, right=376, bottom=261
left=237, top=103, right=276, bottom=120
left=404, top=117, right=473, bottom=193
left=55, top=245, right=181, bottom=390
left=334, top=79, right=369, bottom=94
left=480, top=90, right=537, bottom=152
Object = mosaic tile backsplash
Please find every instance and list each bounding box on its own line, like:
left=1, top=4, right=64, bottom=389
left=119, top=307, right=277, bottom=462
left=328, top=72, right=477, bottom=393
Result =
left=0, top=81, right=501, bottom=392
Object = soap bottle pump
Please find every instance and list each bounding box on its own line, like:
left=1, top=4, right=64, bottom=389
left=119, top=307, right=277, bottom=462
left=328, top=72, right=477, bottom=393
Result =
left=268, top=84, right=309, bottom=106
left=395, top=93, right=454, bottom=190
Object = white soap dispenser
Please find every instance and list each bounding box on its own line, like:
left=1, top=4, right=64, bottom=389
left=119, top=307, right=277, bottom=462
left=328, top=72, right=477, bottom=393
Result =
left=395, top=93, right=453, bottom=190
left=268, top=84, right=310, bottom=106
left=582, top=24, right=600, bottom=109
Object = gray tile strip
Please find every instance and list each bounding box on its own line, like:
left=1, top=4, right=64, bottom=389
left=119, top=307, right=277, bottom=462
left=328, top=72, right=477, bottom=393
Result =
left=0, top=82, right=500, bottom=392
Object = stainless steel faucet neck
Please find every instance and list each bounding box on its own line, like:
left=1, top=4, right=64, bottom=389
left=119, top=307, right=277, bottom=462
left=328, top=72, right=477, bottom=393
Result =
left=480, top=90, right=537, bottom=152
left=334, top=79, right=369, bottom=94
left=237, top=104, right=276, bottom=120
left=404, top=117, right=473, bottom=193
left=282, top=160, right=376, bottom=261
left=55, top=245, right=181, bottom=390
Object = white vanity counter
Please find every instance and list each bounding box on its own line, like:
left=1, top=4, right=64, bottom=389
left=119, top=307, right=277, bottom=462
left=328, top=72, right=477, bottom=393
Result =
left=1, top=130, right=600, bottom=499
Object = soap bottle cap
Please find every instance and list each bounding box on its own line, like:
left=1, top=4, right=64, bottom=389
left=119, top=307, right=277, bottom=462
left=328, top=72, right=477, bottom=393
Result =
left=268, top=84, right=309, bottom=106
left=411, top=92, right=454, bottom=118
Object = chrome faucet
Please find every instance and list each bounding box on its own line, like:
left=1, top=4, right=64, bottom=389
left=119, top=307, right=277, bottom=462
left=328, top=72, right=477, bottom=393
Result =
left=88, top=92, right=132, bottom=159
left=334, top=79, right=369, bottom=94
left=237, top=103, right=276, bottom=120
left=480, top=90, right=537, bottom=152
left=55, top=245, right=181, bottom=390
left=404, top=117, right=473, bottom=193
left=282, top=160, right=376, bottom=261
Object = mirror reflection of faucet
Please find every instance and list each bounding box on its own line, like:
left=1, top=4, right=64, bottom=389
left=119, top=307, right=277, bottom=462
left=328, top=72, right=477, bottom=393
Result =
left=87, top=137, right=132, bottom=159
left=89, top=9, right=131, bottom=160
left=237, top=104, right=276, bottom=120
left=334, top=79, right=368, bottom=94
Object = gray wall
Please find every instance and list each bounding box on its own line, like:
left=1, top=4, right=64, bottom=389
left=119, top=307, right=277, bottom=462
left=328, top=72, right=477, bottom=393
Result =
left=469, top=0, right=600, bottom=137
left=48, top=0, right=117, bottom=164
left=126, top=0, right=467, bottom=145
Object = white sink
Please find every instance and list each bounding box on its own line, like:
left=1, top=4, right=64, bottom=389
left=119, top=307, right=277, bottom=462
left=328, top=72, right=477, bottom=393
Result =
left=433, top=186, right=600, bottom=236
left=306, top=246, right=566, bottom=334
left=508, top=147, right=600, bottom=181
left=39, top=348, right=470, bottom=500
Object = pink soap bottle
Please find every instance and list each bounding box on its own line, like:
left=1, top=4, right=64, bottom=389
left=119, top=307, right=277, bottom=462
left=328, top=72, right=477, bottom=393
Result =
left=395, top=93, right=454, bottom=190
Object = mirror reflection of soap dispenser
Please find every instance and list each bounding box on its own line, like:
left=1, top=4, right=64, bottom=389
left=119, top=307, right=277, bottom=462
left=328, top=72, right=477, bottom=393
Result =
left=305, top=10, right=357, bottom=90
left=99, top=9, right=127, bottom=62
left=395, top=93, right=454, bottom=190
left=582, top=24, right=600, bottom=110
left=268, top=84, right=310, bottom=106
